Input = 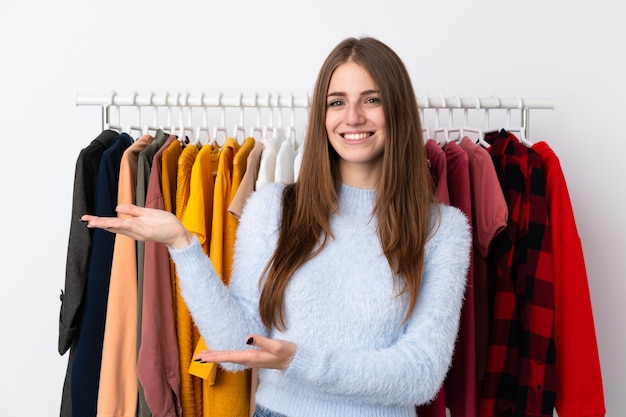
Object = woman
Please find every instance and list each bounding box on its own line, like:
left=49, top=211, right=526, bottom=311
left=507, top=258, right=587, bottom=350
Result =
left=83, top=37, right=471, bottom=417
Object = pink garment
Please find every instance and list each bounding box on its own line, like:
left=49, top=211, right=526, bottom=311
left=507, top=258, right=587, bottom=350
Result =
left=459, top=137, right=508, bottom=391
left=137, top=134, right=183, bottom=417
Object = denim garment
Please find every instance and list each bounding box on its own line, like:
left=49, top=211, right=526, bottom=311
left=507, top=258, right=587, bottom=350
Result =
left=254, top=405, right=289, bottom=417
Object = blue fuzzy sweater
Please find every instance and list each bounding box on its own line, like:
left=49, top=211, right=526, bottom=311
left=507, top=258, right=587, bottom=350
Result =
left=169, top=182, right=471, bottom=417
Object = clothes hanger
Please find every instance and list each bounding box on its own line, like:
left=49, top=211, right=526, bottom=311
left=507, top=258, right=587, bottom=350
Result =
left=445, top=95, right=463, bottom=144
left=286, top=93, right=299, bottom=148
left=231, top=93, right=247, bottom=144
left=192, top=94, right=209, bottom=147
left=419, top=94, right=431, bottom=141
left=209, top=92, right=228, bottom=147
left=143, top=92, right=163, bottom=136
left=482, top=95, right=502, bottom=137
left=461, top=95, right=488, bottom=147
left=105, top=91, right=124, bottom=133
left=432, top=94, right=449, bottom=145
left=176, top=92, right=195, bottom=145
left=247, top=93, right=264, bottom=140
left=507, top=95, right=533, bottom=147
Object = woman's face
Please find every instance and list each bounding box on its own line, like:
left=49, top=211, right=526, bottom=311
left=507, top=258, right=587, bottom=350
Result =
left=325, top=61, right=386, bottom=187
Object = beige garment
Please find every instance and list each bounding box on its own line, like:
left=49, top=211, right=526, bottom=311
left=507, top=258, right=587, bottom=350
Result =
left=97, top=134, right=153, bottom=417
left=228, top=140, right=264, bottom=218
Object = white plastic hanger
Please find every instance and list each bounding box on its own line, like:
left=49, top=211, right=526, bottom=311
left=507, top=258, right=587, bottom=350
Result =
left=445, top=95, right=463, bottom=143
left=144, top=92, right=163, bottom=136
left=419, top=94, right=431, bottom=141
left=462, top=95, right=488, bottom=147
left=247, top=93, right=265, bottom=140
left=177, top=92, right=194, bottom=145
left=432, top=94, right=449, bottom=145
left=231, top=93, right=247, bottom=144
left=192, top=93, right=210, bottom=146
left=106, top=91, right=124, bottom=133
left=210, top=93, right=228, bottom=147
left=507, top=95, right=533, bottom=146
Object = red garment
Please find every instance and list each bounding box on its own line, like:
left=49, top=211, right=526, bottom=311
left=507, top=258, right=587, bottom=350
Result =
left=426, top=139, right=450, bottom=205
left=417, top=139, right=449, bottom=417
left=480, top=131, right=556, bottom=417
left=532, top=141, right=605, bottom=417
left=443, top=141, right=476, bottom=417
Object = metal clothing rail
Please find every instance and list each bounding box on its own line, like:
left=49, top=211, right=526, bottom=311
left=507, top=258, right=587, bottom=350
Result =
left=75, top=92, right=555, bottom=137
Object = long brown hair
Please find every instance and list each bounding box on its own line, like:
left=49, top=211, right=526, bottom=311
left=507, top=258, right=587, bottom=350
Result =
left=259, top=37, right=437, bottom=331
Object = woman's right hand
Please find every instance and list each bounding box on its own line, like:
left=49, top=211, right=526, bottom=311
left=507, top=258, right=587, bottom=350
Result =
left=81, top=203, right=192, bottom=249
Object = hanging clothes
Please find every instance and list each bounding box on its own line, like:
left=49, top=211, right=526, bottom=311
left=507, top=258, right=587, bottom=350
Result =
left=274, top=137, right=297, bottom=184
left=184, top=143, right=220, bottom=404
left=417, top=138, right=450, bottom=417
left=138, top=133, right=183, bottom=417
left=458, top=137, right=508, bottom=400
left=479, top=130, right=556, bottom=417
left=71, top=132, right=133, bottom=417
left=98, top=134, right=154, bottom=417
left=425, top=139, right=450, bottom=204
left=442, top=141, right=476, bottom=417
left=175, top=143, right=203, bottom=417
left=205, top=137, right=252, bottom=417
left=63, top=94, right=605, bottom=417
left=136, top=129, right=170, bottom=417
left=229, top=140, right=264, bottom=219
left=59, top=129, right=119, bottom=417
left=531, top=141, right=605, bottom=417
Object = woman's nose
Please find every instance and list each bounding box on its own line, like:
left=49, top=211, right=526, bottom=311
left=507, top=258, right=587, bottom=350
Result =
left=345, top=104, right=365, bottom=125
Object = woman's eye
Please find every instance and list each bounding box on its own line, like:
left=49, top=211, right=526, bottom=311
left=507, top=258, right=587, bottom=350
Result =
left=328, top=100, right=343, bottom=107
left=365, top=97, right=380, bottom=104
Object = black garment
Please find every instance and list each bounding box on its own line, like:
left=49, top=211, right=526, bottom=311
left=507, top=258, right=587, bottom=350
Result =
left=59, top=129, right=118, bottom=417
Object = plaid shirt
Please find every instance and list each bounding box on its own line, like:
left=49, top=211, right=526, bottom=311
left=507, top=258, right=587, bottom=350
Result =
left=479, top=131, right=556, bottom=417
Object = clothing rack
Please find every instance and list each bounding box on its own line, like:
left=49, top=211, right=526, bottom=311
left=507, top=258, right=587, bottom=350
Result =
left=75, top=92, right=555, bottom=140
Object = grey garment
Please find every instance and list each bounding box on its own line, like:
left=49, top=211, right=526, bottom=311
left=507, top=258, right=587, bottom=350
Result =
left=59, top=129, right=119, bottom=417
left=135, top=129, right=169, bottom=417
left=59, top=342, right=75, bottom=417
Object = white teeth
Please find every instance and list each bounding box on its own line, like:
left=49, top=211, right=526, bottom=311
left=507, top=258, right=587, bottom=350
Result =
left=343, top=133, right=370, bottom=140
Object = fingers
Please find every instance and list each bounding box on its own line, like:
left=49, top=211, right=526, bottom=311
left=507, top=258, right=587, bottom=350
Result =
left=192, top=335, right=297, bottom=370
left=115, top=203, right=146, bottom=217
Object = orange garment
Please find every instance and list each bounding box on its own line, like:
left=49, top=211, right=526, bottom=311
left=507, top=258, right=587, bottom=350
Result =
left=205, top=137, right=251, bottom=417
left=227, top=137, right=259, bottom=417
left=210, top=137, right=239, bottom=280
left=97, top=134, right=153, bottom=417
left=174, top=144, right=203, bottom=417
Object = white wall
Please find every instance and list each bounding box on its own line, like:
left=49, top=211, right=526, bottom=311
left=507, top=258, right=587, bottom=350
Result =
left=1, top=0, right=624, bottom=415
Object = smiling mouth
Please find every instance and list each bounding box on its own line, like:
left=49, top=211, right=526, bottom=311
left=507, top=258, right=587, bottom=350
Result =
left=342, top=132, right=373, bottom=140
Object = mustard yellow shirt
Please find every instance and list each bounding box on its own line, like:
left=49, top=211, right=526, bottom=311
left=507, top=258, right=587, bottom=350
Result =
left=174, top=144, right=203, bottom=417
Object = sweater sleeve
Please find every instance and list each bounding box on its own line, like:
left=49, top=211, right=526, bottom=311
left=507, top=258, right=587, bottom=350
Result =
left=168, top=182, right=284, bottom=372
left=283, top=204, right=472, bottom=407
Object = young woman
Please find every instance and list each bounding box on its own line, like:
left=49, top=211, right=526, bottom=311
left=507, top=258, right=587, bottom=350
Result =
left=82, top=36, right=471, bottom=417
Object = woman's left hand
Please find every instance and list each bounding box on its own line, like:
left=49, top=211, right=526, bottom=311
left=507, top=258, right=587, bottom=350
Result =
left=194, top=334, right=297, bottom=370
